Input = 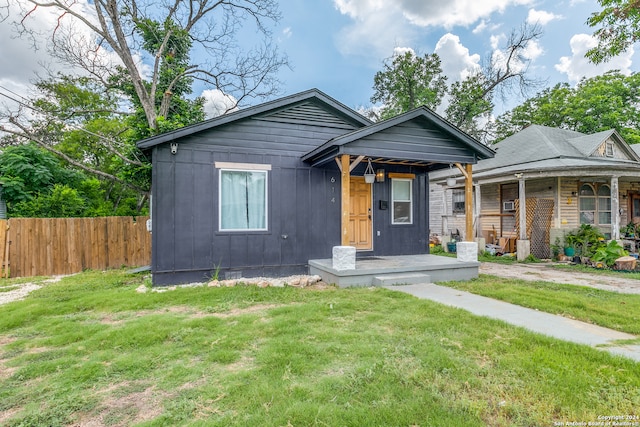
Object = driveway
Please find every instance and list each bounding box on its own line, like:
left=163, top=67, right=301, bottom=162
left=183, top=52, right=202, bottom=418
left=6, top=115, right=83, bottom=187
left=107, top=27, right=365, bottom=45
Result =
left=479, top=262, right=640, bottom=294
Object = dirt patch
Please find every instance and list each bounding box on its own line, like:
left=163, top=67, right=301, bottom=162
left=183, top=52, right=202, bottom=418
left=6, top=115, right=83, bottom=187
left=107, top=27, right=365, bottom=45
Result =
left=76, top=382, right=165, bottom=427
left=479, top=262, right=640, bottom=294
left=98, top=303, right=287, bottom=325
left=0, top=407, right=22, bottom=426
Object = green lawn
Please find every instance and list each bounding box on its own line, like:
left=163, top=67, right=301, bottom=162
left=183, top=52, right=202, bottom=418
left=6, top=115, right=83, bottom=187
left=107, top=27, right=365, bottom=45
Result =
left=0, top=270, right=639, bottom=426
left=439, top=274, right=640, bottom=335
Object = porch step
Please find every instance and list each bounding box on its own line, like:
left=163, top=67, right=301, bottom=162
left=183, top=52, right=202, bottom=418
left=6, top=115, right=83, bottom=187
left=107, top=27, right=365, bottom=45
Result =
left=372, top=273, right=431, bottom=286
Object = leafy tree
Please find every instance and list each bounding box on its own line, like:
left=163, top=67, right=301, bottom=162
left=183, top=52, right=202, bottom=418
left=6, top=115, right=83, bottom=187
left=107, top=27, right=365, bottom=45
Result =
left=0, top=0, right=288, bottom=205
left=0, top=143, right=144, bottom=217
left=371, top=51, right=447, bottom=120
left=494, top=71, right=640, bottom=144
left=369, top=23, right=543, bottom=142
left=586, top=0, right=640, bottom=64
left=5, top=0, right=287, bottom=132
left=445, top=73, right=493, bottom=140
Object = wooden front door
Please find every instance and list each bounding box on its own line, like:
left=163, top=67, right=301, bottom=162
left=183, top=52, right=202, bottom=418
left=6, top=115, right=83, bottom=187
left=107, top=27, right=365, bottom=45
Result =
left=349, top=177, right=372, bottom=250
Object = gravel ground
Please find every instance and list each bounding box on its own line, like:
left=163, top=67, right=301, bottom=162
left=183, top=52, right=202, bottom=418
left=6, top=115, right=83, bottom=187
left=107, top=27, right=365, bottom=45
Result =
left=0, top=276, right=63, bottom=306
left=479, top=262, right=640, bottom=294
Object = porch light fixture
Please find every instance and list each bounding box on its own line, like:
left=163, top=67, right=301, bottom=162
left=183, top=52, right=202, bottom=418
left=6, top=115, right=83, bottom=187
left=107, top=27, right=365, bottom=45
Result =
left=375, top=169, right=385, bottom=183
left=446, top=163, right=456, bottom=187
left=364, top=158, right=376, bottom=184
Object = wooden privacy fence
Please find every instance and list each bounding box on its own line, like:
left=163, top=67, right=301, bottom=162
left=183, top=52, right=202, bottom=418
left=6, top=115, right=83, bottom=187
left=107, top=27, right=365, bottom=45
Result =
left=0, top=216, right=151, bottom=278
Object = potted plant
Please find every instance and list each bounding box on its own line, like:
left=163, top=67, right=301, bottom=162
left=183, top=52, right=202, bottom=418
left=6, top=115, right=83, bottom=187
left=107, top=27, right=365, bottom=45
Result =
left=563, top=232, right=576, bottom=257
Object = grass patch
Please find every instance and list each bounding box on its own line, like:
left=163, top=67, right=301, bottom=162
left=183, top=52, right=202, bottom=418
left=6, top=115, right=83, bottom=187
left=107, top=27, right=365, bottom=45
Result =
left=0, top=270, right=638, bottom=426
left=440, top=275, right=640, bottom=334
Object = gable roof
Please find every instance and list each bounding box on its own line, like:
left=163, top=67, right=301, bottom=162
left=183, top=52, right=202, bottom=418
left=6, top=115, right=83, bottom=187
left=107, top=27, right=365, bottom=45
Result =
left=301, top=106, right=495, bottom=168
left=136, top=89, right=372, bottom=150
left=473, top=125, right=640, bottom=176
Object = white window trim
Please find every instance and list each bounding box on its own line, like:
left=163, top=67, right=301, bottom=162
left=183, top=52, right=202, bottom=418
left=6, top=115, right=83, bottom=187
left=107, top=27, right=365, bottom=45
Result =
left=391, top=178, right=413, bottom=225
left=579, top=183, right=611, bottom=226
left=218, top=167, right=269, bottom=232
left=215, top=161, right=271, bottom=171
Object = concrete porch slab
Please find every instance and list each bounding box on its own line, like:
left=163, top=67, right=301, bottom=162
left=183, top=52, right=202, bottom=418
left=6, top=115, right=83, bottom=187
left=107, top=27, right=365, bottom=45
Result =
left=308, top=254, right=478, bottom=287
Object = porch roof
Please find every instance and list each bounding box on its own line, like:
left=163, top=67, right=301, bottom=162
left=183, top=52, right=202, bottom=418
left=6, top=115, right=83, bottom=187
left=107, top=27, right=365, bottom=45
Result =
left=431, top=124, right=640, bottom=184
left=301, top=107, right=495, bottom=169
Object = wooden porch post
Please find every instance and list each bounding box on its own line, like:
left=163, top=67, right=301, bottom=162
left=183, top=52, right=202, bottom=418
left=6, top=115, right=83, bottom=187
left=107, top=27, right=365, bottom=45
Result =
left=454, top=163, right=474, bottom=242
left=341, top=154, right=350, bottom=246
left=465, top=164, right=473, bottom=241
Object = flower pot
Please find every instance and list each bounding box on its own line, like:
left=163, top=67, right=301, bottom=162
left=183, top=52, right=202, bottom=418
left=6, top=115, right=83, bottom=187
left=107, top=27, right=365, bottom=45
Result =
left=564, top=247, right=575, bottom=257
left=364, top=174, right=375, bottom=184
left=447, top=242, right=457, bottom=253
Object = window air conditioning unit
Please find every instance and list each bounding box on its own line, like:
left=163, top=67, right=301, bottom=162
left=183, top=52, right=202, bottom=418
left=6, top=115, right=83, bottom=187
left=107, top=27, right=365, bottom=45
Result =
left=503, top=201, right=515, bottom=211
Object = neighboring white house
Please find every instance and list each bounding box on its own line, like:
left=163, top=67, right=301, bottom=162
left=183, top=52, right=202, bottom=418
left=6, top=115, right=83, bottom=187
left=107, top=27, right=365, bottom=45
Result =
left=430, top=125, right=640, bottom=258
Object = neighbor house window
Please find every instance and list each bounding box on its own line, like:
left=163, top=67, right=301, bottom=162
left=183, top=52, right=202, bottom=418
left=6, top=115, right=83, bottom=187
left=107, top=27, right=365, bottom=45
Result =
left=579, top=183, right=611, bottom=225
left=219, top=168, right=268, bottom=231
left=605, top=142, right=614, bottom=157
left=392, top=179, right=412, bottom=224
left=452, top=189, right=465, bottom=214
left=598, top=184, right=611, bottom=225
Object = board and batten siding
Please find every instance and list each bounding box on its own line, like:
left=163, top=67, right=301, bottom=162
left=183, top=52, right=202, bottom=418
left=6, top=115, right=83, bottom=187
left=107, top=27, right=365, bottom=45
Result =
left=151, top=105, right=431, bottom=285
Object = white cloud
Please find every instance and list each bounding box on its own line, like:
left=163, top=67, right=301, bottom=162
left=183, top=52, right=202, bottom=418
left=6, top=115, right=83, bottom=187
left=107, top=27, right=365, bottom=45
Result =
left=202, top=89, right=238, bottom=119
left=526, top=8, right=561, bottom=26
left=434, top=34, right=481, bottom=82
left=0, top=0, right=132, bottom=103
left=333, top=0, right=535, bottom=28
left=472, top=20, right=501, bottom=34
left=333, top=0, right=533, bottom=59
left=393, top=46, right=416, bottom=56
left=282, top=27, right=292, bottom=38
left=555, top=33, right=633, bottom=82
left=490, top=34, right=504, bottom=50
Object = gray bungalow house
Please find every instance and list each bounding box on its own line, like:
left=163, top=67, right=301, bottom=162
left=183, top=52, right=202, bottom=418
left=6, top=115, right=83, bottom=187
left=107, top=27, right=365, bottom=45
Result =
left=137, top=89, right=494, bottom=285
left=430, top=124, right=640, bottom=258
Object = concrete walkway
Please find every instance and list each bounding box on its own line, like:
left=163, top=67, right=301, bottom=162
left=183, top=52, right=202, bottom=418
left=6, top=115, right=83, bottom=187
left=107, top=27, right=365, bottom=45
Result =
left=386, top=283, right=640, bottom=362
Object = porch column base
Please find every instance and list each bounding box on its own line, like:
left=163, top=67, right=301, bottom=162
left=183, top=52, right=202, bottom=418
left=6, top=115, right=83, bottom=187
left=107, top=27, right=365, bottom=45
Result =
left=457, top=241, right=478, bottom=262
left=332, top=246, right=356, bottom=270
left=517, top=240, right=531, bottom=261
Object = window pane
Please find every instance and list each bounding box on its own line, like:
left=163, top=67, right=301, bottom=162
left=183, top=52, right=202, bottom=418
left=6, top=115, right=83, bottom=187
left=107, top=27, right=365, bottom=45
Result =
left=393, top=180, right=411, bottom=201
left=579, top=184, right=594, bottom=196
left=392, top=179, right=412, bottom=224
left=599, top=212, right=612, bottom=225
left=393, top=201, right=411, bottom=223
left=597, top=185, right=610, bottom=196
left=598, top=197, right=611, bottom=211
left=220, top=170, right=267, bottom=230
left=580, top=197, right=595, bottom=211
left=580, top=211, right=595, bottom=224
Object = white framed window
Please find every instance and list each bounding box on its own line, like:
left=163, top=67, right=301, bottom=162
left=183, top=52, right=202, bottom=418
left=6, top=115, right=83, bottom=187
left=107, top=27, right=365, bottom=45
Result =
left=391, top=179, right=412, bottom=224
left=452, top=189, right=465, bottom=214
left=579, top=183, right=611, bottom=226
left=218, top=167, right=268, bottom=231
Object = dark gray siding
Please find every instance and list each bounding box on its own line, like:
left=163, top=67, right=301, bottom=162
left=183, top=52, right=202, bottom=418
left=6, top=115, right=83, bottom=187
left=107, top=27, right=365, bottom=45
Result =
left=151, top=114, right=350, bottom=285
left=151, top=108, right=432, bottom=285
left=344, top=120, right=478, bottom=164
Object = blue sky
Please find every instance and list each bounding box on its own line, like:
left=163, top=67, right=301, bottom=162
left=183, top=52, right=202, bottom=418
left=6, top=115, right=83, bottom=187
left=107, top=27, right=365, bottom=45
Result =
left=0, top=0, right=637, bottom=119
left=266, top=0, right=638, bottom=115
